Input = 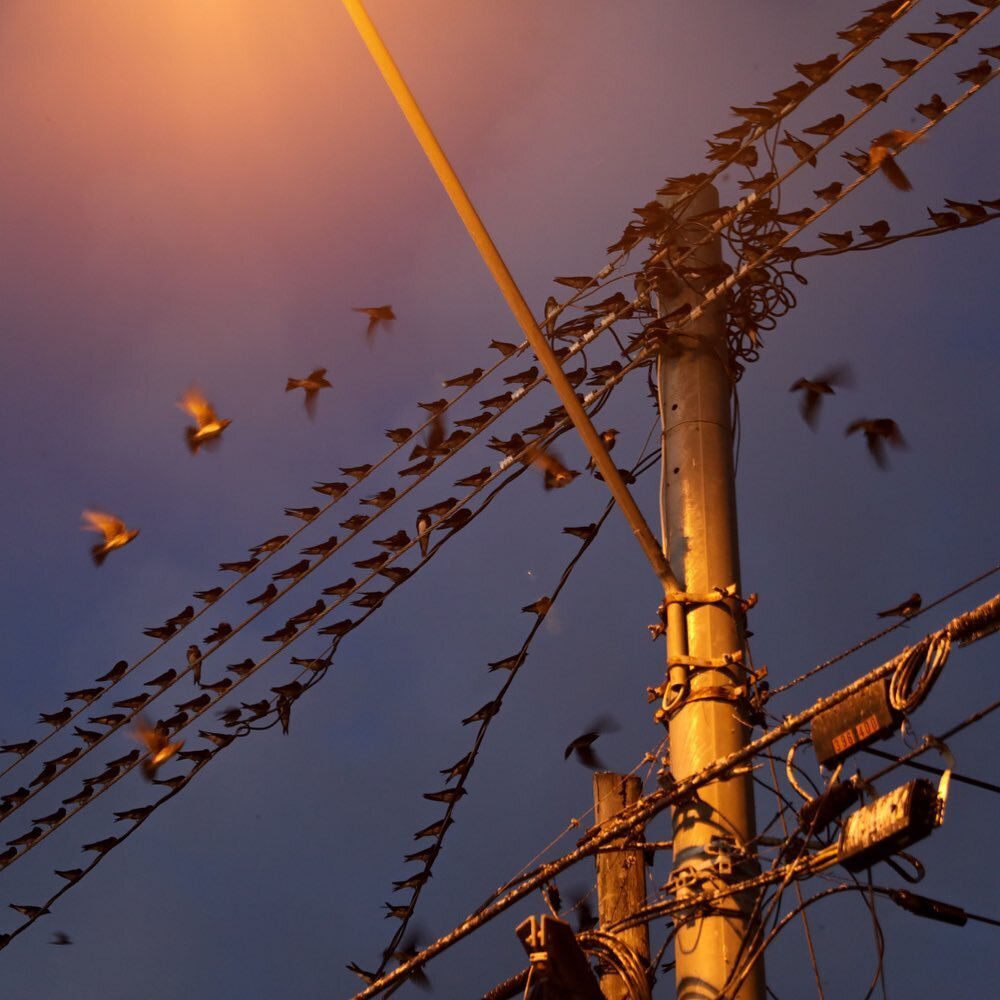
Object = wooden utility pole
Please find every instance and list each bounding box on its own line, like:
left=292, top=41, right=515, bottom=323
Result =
left=592, top=773, right=649, bottom=1000
left=656, top=184, right=764, bottom=999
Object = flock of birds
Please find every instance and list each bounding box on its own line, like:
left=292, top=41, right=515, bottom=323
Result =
left=13, top=0, right=998, bottom=966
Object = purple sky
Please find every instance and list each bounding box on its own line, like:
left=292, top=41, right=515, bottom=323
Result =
left=1, top=2, right=999, bottom=997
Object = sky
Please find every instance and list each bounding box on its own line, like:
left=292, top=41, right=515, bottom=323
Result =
left=1, top=2, right=998, bottom=997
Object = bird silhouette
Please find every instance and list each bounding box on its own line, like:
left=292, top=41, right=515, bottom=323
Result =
left=95, top=660, right=129, bottom=683
left=285, top=368, right=331, bottom=420
left=564, top=715, right=620, bottom=769
left=523, top=443, right=579, bottom=490
left=789, top=365, right=853, bottom=427
left=81, top=509, right=139, bottom=566
left=915, top=93, right=947, bottom=121
left=877, top=592, right=922, bottom=618
left=178, top=387, right=231, bottom=454
left=50, top=932, right=72, bottom=946
left=193, top=586, right=224, bottom=604
left=846, top=418, right=907, bottom=468
left=778, top=132, right=818, bottom=167
left=860, top=219, right=890, bottom=241
left=353, top=305, right=395, bottom=345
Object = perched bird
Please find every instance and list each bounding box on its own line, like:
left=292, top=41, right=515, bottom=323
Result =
left=322, top=577, right=357, bottom=597
left=218, top=558, right=259, bottom=575
left=869, top=130, right=916, bottom=191
left=112, top=693, right=150, bottom=712
left=187, top=644, right=203, bottom=686
left=312, top=481, right=349, bottom=498
left=443, top=367, right=483, bottom=389
left=144, top=669, right=177, bottom=691
left=877, top=592, right=922, bottom=619
left=339, top=513, right=369, bottom=532
left=860, top=219, right=891, bottom=241
left=39, top=707, right=73, bottom=729
left=585, top=428, right=619, bottom=472
left=318, top=618, right=355, bottom=638
left=31, top=807, right=66, bottom=828
left=142, top=623, right=176, bottom=641
left=378, top=566, right=412, bottom=584
left=882, top=56, right=918, bottom=76
left=778, top=132, right=818, bottom=167
left=487, top=652, right=523, bottom=672
left=802, top=113, right=845, bottom=136
left=936, top=10, right=977, bottom=29
left=479, top=390, right=514, bottom=411
left=818, top=229, right=854, bottom=250
left=455, top=413, right=491, bottom=432
left=789, top=365, right=853, bottom=427
left=249, top=534, right=288, bottom=556
left=202, top=622, right=232, bottom=644
left=846, top=418, right=907, bottom=468
left=439, top=507, right=472, bottom=530
left=284, top=506, right=320, bottom=523
left=82, top=837, right=118, bottom=855
left=423, top=787, right=466, bottom=805
left=564, top=715, right=620, bottom=769
left=522, top=596, right=552, bottom=616
left=454, top=466, right=491, bottom=488
left=414, top=816, right=453, bottom=840
left=564, top=523, right=598, bottom=541
left=353, top=304, right=395, bottom=344
left=489, top=338, right=519, bottom=357
left=928, top=206, right=961, bottom=228
left=246, top=583, right=278, bottom=606
left=354, top=552, right=389, bottom=571
left=301, top=535, right=339, bottom=556
left=95, top=660, right=129, bottom=683
left=385, top=427, right=413, bottom=445
left=272, top=558, right=311, bottom=582
left=88, top=713, right=126, bottom=728
left=360, top=489, right=397, bottom=513
left=178, top=387, right=231, bottom=454
left=813, top=181, right=843, bottom=203
left=193, top=586, right=224, bottom=604
left=944, top=198, right=988, bottom=222
left=503, top=366, right=539, bottom=388
left=10, top=903, right=49, bottom=919
left=462, top=698, right=501, bottom=726
left=73, top=727, right=102, bottom=746
left=291, top=654, right=332, bottom=672
left=340, top=463, right=374, bottom=480
left=440, top=752, right=474, bottom=783
left=226, top=658, right=256, bottom=677
left=907, top=31, right=953, bottom=50
left=351, top=591, right=386, bottom=609
left=62, top=785, right=94, bottom=807
left=50, top=932, right=72, bottom=946
left=956, top=60, right=993, bottom=86
left=132, top=717, right=183, bottom=780
left=63, top=687, right=102, bottom=706
left=54, top=869, right=83, bottom=882
left=285, top=368, right=331, bottom=420
left=7, top=827, right=44, bottom=848
left=81, top=509, right=139, bottom=566
left=915, top=93, right=947, bottom=121
left=846, top=82, right=885, bottom=104
left=416, top=511, right=433, bottom=557
left=399, top=456, right=434, bottom=477
left=263, top=624, right=298, bottom=643
left=1, top=740, right=37, bottom=757
left=114, top=805, right=155, bottom=823
left=374, top=529, right=410, bottom=551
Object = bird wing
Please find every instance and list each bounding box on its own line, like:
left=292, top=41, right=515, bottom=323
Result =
left=81, top=509, right=123, bottom=539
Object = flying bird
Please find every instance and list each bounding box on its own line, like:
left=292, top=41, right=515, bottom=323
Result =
left=846, top=418, right=907, bottom=468
left=81, top=509, right=139, bottom=566
left=285, top=368, right=331, bottom=420
left=877, top=592, right=922, bottom=619
left=131, top=717, right=183, bottom=780
left=789, top=365, right=853, bottom=427
left=353, top=304, right=395, bottom=344
left=177, top=387, right=231, bottom=454
left=50, top=932, right=72, bottom=946
left=523, top=443, right=578, bottom=490
left=869, top=130, right=916, bottom=191
left=564, top=715, right=620, bottom=769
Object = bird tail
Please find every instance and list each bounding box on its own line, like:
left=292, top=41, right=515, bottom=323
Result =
left=185, top=427, right=200, bottom=454
left=91, top=544, right=107, bottom=567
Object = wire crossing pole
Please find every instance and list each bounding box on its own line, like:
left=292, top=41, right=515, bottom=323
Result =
left=656, top=185, right=764, bottom=999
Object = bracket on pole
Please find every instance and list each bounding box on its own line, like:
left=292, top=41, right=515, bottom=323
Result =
left=514, top=915, right=603, bottom=1000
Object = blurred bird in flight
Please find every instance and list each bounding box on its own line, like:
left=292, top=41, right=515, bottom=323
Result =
left=285, top=368, right=331, bottom=420
left=178, top=387, right=231, bottom=454
left=131, top=717, right=183, bottom=780
left=846, top=417, right=907, bottom=468
left=81, top=509, right=139, bottom=566
left=789, top=365, right=853, bottom=427
left=353, top=304, right=395, bottom=345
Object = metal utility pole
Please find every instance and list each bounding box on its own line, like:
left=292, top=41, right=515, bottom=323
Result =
left=655, top=184, right=764, bottom=999
left=592, top=773, right=649, bottom=1000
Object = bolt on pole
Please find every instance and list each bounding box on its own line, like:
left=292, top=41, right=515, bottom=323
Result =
left=655, top=184, right=764, bottom=999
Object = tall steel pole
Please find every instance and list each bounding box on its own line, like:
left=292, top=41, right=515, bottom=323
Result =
left=656, top=185, right=764, bottom=999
